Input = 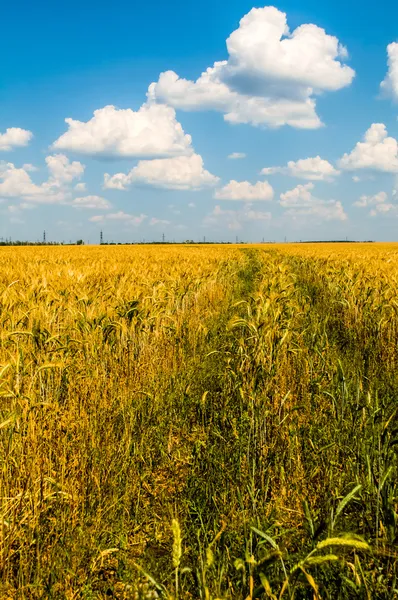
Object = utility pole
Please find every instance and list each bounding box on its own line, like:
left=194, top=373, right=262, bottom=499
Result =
left=203, top=236, right=206, bottom=244
left=236, top=235, right=238, bottom=244
left=43, top=230, right=46, bottom=244
left=100, top=230, right=103, bottom=245
left=162, top=233, right=165, bottom=243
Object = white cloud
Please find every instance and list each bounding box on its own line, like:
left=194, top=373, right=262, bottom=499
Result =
left=280, top=182, right=347, bottom=220
left=339, top=124, right=398, bottom=172
left=23, top=163, right=38, bottom=172
left=72, top=195, right=111, bottom=210
left=0, top=128, right=33, bottom=151
left=352, top=175, right=360, bottom=182
left=0, top=162, right=64, bottom=204
left=214, top=179, right=274, bottom=201
left=353, top=191, right=398, bottom=217
left=188, top=202, right=195, bottom=208
left=89, top=211, right=147, bottom=226
left=280, top=182, right=315, bottom=206
left=104, top=153, right=219, bottom=191
left=0, top=155, right=85, bottom=205
left=204, top=203, right=271, bottom=230
left=228, top=152, right=246, bottom=159
left=262, top=156, right=339, bottom=180
left=380, top=42, right=398, bottom=101
left=53, top=104, right=193, bottom=159
left=148, top=6, right=354, bottom=128
left=354, top=191, right=387, bottom=208
left=369, top=203, right=397, bottom=217
left=74, top=182, right=87, bottom=192
left=45, top=154, right=85, bottom=185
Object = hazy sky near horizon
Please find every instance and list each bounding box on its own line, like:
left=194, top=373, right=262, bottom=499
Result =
left=2, top=0, right=398, bottom=242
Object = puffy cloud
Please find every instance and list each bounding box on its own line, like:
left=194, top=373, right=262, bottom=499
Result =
left=23, top=163, right=38, bottom=172
left=369, top=203, right=397, bottom=216
left=354, top=191, right=387, bottom=208
left=0, top=162, right=64, bottom=204
left=280, top=182, right=347, bottom=220
left=45, top=154, right=85, bottom=185
left=72, top=195, right=111, bottom=210
left=380, top=43, right=398, bottom=100
left=228, top=152, right=246, bottom=159
left=262, top=156, right=339, bottom=180
left=148, top=6, right=354, bottom=128
left=214, top=179, right=274, bottom=201
left=89, top=211, right=146, bottom=226
left=280, top=182, right=315, bottom=207
left=74, top=182, right=87, bottom=192
left=369, top=200, right=397, bottom=217
left=0, top=128, right=33, bottom=151
left=0, top=155, right=84, bottom=205
left=353, top=191, right=398, bottom=217
left=339, top=124, right=398, bottom=172
left=52, top=104, right=193, bottom=159
left=104, top=153, right=219, bottom=191
left=204, top=203, right=271, bottom=230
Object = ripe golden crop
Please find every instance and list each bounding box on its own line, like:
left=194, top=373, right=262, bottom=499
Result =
left=0, top=243, right=397, bottom=598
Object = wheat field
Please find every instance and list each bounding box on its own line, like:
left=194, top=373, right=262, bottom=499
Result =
left=0, top=244, right=397, bottom=599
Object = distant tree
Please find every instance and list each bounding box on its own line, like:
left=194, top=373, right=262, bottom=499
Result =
left=76, top=239, right=84, bottom=245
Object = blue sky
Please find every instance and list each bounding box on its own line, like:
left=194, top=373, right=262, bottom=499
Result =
left=1, top=0, right=398, bottom=242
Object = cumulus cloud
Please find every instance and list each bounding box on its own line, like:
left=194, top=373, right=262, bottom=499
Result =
left=369, top=203, right=397, bottom=216
left=228, top=152, right=246, bottom=159
left=280, top=182, right=315, bottom=206
left=204, top=203, right=271, bottom=230
left=104, top=153, right=219, bottom=191
left=148, top=6, right=354, bottom=128
left=23, top=163, right=38, bottom=172
left=74, top=182, right=87, bottom=192
left=89, top=211, right=147, bottom=226
left=0, top=155, right=85, bottom=205
left=0, top=128, right=33, bottom=151
left=45, top=154, right=85, bottom=185
left=262, top=156, right=340, bottom=180
left=339, top=124, right=398, bottom=172
left=72, top=195, right=111, bottom=210
left=52, top=104, right=193, bottom=159
left=380, top=43, right=398, bottom=100
left=353, top=191, right=397, bottom=216
left=280, top=182, right=347, bottom=220
left=354, top=191, right=387, bottom=208
left=214, top=179, right=274, bottom=201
